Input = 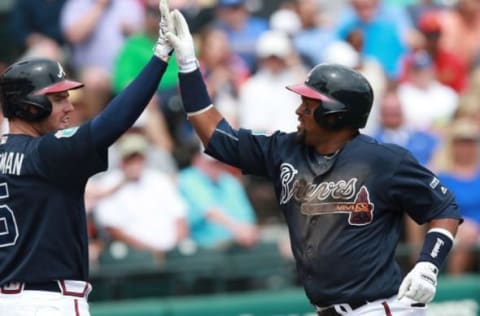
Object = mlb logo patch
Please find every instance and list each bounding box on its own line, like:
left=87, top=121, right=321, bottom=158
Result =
left=251, top=130, right=273, bottom=136
left=55, top=127, right=79, bottom=138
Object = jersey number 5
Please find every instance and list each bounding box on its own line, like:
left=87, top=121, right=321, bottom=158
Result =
left=0, top=183, right=19, bottom=247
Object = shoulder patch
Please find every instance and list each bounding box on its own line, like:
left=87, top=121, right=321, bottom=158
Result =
left=55, top=126, right=79, bottom=139
left=251, top=130, right=273, bottom=136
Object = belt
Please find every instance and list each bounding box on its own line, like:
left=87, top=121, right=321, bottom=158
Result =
left=316, top=300, right=368, bottom=316
left=24, top=281, right=61, bottom=293
left=1, top=280, right=91, bottom=298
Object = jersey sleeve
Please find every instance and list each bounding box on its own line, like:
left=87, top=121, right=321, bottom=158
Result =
left=387, top=150, right=462, bottom=224
left=208, top=127, right=285, bottom=179
left=35, top=122, right=108, bottom=183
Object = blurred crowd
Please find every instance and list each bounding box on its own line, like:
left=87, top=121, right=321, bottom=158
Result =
left=1, top=0, right=480, bottom=277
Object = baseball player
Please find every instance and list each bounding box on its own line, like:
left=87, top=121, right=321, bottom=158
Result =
left=0, top=1, right=174, bottom=315
left=166, top=10, right=462, bottom=316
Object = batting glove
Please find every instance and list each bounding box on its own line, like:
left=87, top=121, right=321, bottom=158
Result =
left=398, top=261, right=438, bottom=304
left=166, top=10, right=198, bottom=73
left=154, top=0, right=174, bottom=60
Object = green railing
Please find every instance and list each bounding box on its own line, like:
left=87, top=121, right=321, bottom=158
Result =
left=90, top=276, right=480, bottom=316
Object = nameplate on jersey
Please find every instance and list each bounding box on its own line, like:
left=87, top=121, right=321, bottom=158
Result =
left=55, top=126, right=79, bottom=139
left=0, top=152, right=24, bottom=176
left=279, top=163, right=374, bottom=226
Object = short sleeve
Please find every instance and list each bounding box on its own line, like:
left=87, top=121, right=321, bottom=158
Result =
left=388, top=151, right=461, bottom=224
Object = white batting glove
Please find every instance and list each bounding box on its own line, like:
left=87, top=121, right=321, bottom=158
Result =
left=154, top=0, right=174, bottom=60
left=166, top=10, right=198, bottom=73
left=398, top=261, right=438, bottom=304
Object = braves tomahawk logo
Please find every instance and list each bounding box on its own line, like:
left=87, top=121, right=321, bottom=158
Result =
left=279, top=163, right=374, bottom=225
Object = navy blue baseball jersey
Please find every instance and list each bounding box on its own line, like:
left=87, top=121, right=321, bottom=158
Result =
left=0, top=122, right=107, bottom=284
left=206, top=123, right=461, bottom=306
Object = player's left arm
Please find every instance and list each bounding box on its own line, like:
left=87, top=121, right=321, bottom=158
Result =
left=391, top=151, right=462, bottom=304
left=398, top=216, right=459, bottom=304
left=89, top=0, right=174, bottom=149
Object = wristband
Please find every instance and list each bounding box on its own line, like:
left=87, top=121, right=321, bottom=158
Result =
left=417, top=228, right=454, bottom=269
left=179, top=68, right=212, bottom=114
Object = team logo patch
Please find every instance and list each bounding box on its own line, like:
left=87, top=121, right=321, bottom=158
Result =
left=55, top=126, right=79, bottom=138
left=300, top=186, right=374, bottom=226
left=279, top=163, right=375, bottom=225
left=251, top=130, right=273, bottom=136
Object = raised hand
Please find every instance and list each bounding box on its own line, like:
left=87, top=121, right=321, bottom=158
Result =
left=166, top=10, right=198, bottom=73
left=154, top=0, right=174, bottom=61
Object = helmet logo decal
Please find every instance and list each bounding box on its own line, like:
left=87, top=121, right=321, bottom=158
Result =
left=56, top=62, right=65, bottom=79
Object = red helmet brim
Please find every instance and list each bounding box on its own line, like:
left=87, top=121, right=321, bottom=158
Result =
left=33, top=80, right=84, bottom=96
left=286, top=83, right=335, bottom=102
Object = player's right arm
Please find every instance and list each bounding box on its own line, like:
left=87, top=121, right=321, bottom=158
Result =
left=166, top=10, right=225, bottom=147
left=167, top=10, right=280, bottom=176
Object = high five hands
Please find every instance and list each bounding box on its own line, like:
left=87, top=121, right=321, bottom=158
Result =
left=154, top=0, right=198, bottom=72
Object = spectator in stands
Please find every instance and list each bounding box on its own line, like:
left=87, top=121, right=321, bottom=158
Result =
left=452, top=93, right=480, bottom=126
left=440, top=0, right=480, bottom=70
left=269, top=7, right=302, bottom=38
left=197, top=26, right=250, bottom=127
left=94, top=132, right=188, bottom=255
left=290, top=0, right=336, bottom=68
left=112, top=0, right=177, bottom=161
left=322, top=37, right=387, bottom=134
left=179, top=150, right=259, bottom=250
left=237, top=30, right=307, bottom=133
left=400, top=10, right=469, bottom=93
left=372, top=84, right=439, bottom=166
left=430, top=118, right=480, bottom=275
left=7, top=0, right=67, bottom=61
left=212, top=0, right=269, bottom=73
left=84, top=178, right=123, bottom=268
left=398, top=50, right=458, bottom=133
left=406, top=0, right=446, bottom=28
left=60, top=0, right=145, bottom=116
left=113, top=0, right=179, bottom=99
left=336, top=0, right=417, bottom=79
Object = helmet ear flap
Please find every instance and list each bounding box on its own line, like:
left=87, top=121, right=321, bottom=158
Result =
left=13, top=97, right=51, bottom=122
left=313, top=100, right=347, bottom=130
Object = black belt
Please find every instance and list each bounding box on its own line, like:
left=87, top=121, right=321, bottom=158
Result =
left=24, top=281, right=61, bottom=293
left=316, top=300, right=368, bottom=316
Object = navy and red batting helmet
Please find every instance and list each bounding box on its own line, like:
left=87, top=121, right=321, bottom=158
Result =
left=286, top=63, right=374, bottom=130
left=0, top=58, right=83, bottom=121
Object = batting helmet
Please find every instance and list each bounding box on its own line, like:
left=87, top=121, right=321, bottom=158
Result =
left=0, top=58, right=83, bottom=121
left=286, top=63, right=373, bottom=130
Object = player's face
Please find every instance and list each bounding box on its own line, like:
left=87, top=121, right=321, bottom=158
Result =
left=34, top=91, right=74, bottom=134
left=295, top=97, right=329, bottom=145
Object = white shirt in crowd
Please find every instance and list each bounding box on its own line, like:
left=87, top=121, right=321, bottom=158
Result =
left=95, top=169, right=187, bottom=252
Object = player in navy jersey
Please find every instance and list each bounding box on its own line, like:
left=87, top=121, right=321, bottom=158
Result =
left=165, top=10, right=462, bottom=316
left=0, top=1, right=174, bottom=315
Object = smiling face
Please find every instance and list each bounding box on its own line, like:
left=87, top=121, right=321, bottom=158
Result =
left=32, top=91, right=74, bottom=135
